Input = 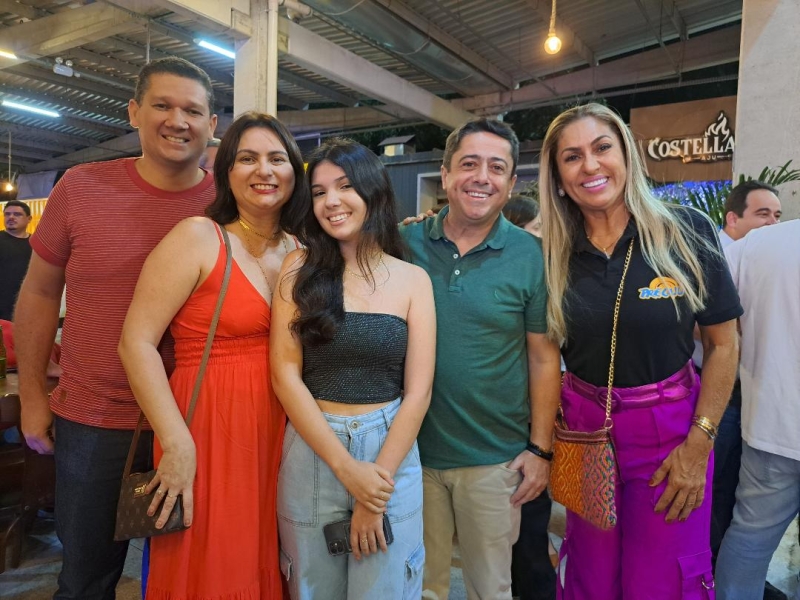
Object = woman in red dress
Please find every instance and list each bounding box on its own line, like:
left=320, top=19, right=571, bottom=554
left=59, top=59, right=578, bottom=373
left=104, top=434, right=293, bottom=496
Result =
left=119, top=112, right=306, bottom=599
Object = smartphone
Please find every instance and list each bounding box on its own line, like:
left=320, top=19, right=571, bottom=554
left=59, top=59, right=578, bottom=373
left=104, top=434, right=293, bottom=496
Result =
left=323, top=513, right=394, bottom=556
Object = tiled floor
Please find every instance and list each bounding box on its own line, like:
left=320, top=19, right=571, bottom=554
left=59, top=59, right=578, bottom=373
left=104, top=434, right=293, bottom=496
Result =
left=1, top=508, right=798, bottom=600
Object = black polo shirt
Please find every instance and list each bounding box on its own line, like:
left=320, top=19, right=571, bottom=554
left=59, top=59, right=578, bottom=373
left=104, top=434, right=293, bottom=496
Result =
left=562, top=206, right=742, bottom=387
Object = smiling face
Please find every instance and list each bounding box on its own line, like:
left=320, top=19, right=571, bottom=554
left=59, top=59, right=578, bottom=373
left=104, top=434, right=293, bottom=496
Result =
left=726, top=189, right=782, bottom=240
left=311, top=161, right=368, bottom=247
left=128, top=73, right=217, bottom=172
left=441, top=131, right=517, bottom=227
left=555, top=116, right=628, bottom=216
left=228, top=127, right=296, bottom=219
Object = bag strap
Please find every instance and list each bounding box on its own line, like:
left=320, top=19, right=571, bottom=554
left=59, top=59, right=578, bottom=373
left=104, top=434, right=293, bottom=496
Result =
left=602, top=237, right=635, bottom=429
left=123, top=224, right=233, bottom=478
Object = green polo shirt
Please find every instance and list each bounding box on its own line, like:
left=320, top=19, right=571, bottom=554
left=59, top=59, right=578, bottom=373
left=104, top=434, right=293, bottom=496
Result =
left=400, top=206, right=548, bottom=469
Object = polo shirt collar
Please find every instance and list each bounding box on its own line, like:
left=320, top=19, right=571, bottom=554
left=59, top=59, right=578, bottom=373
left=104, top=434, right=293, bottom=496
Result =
left=573, top=215, right=638, bottom=256
left=428, top=205, right=509, bottom=250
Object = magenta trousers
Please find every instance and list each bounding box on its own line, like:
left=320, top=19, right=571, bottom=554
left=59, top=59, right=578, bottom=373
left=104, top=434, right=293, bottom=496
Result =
left=556, top=362, right=715, bottom=600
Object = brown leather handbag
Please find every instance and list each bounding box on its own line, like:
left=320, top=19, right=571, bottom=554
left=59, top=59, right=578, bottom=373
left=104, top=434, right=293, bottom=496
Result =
left=114, top=225, right=232, bottom=542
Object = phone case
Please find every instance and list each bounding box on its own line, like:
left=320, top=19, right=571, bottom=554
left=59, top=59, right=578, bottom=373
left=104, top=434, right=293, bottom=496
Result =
left=323, top=513, right=394, bottom=556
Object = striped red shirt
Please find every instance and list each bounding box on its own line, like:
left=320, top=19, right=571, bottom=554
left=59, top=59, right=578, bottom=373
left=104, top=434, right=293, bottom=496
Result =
left=31, top=158, right=215, bottom=429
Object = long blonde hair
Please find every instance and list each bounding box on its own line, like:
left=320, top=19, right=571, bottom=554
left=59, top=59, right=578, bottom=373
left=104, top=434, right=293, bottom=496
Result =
left=539, top=103, right=718, bottom=343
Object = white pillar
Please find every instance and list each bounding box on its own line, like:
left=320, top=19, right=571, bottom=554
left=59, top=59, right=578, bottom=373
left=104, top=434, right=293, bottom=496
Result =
left=735, top=0, right=800, bottom=219
left=233, top=0, right=279, bottom=116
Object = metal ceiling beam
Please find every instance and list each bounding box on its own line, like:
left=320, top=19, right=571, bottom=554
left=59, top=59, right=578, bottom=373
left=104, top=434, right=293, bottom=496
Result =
left=279, top=18, right=473, bottom=130
left=369, top=0, right=516, bottom=90
left=664, top=0, right=688, bottom=41
left=631, top=0, right=681, bottom=74
left=277, top=92, right=308, bottom=111
left=278, top=106, right=402, bottom=135
left=0, top=85, right=129, bottom=124
left=0, top=121, right=97, bottom=147
left=5, top=64, right=133, bottom=103
left=525, top=0, right=597, bottom=66
left=13, top=137, right=76, bottom=155
left=453, top=25, right=741, bottom=114
left=68, top=48, right=142, bottom=78
left=0, top=3, right=145, bottom=69
left=279, top=69, right=359, bottom=107
left=0, top=108, right=127, bottom=138
left=4, top=146, right=51, bottom=161
left=23, top=129, right=143, bottom=172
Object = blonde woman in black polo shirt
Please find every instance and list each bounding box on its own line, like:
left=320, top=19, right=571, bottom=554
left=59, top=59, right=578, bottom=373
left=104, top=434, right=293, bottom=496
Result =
left=538, top=103, right=741, bottom=599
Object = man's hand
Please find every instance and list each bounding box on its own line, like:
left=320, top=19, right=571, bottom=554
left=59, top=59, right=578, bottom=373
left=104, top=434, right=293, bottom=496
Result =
left=21, top=390, right=55, bottom=454
left=508, top=449, right=551, bottom=507
left=400, top=210, right=435, bottom=226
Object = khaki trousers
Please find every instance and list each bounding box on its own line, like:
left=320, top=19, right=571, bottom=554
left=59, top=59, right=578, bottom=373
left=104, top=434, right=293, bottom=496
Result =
left=422, top=463, right=522, bottom=600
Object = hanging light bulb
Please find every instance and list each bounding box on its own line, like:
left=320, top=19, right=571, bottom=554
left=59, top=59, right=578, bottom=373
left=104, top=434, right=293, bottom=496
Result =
left=544, top=0, right=562, bottom=55
left=4, top=181, right=13, bottom=193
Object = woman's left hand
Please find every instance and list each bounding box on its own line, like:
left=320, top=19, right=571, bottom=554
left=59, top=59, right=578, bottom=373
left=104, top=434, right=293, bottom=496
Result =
left=350, top=502, right=389, bottom=560
left=650, top=433, right=713, bottom=522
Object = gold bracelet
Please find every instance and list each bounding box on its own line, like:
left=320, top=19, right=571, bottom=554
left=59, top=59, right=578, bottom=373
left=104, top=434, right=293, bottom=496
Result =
left=692, top=416, right=718, bottom=441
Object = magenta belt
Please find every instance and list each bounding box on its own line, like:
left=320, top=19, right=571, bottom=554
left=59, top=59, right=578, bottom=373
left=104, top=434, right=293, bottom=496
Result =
left=563, top=361, right=697, bottom=412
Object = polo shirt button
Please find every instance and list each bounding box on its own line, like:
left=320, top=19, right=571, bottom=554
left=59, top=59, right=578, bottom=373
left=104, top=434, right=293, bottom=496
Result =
left=453, top=253, right=459, bottom=259
left=454, top=269, right=461, bottom=275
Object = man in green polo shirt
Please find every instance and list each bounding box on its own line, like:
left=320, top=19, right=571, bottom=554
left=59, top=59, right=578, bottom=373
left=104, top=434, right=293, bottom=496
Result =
left=400, top=118, right=561, bottom=600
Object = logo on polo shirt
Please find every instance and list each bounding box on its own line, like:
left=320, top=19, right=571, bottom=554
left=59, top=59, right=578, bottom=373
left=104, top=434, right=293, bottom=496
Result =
left=638, top=277, right=686, bottom=300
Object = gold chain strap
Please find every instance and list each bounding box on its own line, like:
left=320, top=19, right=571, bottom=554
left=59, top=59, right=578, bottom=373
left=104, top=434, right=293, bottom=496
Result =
left=604, top=238, right=636, bottom=429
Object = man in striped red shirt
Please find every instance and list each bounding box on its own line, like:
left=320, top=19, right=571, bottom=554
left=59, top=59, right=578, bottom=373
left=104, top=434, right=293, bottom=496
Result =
left=15, top=57, right=217, bottom=599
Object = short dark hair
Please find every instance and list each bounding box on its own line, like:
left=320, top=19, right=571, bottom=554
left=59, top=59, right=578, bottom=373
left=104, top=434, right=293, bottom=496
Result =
left=724, top=180, right=779, bottom=217
left=442, top=117, right=520, bottom=175
left=134, top=57, right=215, bottom=114
left=289, top=138, right=406, bottom=346
left=4, top=200, right=31, bottom=217
left=502, top=194, right=539, bottom=228
left=205, top=111, right=307, bottom=232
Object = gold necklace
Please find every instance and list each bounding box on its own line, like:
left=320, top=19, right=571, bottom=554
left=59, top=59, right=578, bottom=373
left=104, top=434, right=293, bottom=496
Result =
left=238, top=225, right=289, bottom=301
left=238, top=216, right=281, bottom=241
left=344, top=253, right=385, bottom=280
left=586, top=224, right=627, bottom=259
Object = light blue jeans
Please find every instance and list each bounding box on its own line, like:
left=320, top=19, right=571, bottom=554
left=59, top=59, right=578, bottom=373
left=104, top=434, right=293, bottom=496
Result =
left=277, top=398, right=425, bottom=600
left=716, top=442, right=800, bottom=600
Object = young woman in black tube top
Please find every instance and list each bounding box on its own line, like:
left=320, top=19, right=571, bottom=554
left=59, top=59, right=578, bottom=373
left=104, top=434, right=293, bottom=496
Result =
left=271, top=138, right=436, bottom=599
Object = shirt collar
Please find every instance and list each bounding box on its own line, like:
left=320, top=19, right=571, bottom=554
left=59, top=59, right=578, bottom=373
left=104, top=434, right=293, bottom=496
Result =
left=428, top=205, right=509, bottom=250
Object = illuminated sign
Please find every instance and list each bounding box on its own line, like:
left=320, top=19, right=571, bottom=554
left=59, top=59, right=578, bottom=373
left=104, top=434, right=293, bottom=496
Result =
left=646, top=111, right=735, bottom=163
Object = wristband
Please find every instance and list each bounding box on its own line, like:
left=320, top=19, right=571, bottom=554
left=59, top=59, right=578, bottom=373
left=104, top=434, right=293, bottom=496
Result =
left=526, top=441, right=554, bottom=461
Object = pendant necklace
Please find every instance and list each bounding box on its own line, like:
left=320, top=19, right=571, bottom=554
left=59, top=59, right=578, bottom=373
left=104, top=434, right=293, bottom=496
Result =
left=238, top=220, right=289, bottom=302
left=586, top=225, right=627, bottom=259
left=344, top=253, right=386, bottom=280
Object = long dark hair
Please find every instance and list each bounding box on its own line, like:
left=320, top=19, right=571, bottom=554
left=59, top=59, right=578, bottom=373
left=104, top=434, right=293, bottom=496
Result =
left=204, top=111, right=307, bottom=232
left=289, top=138, right=406, bottom=346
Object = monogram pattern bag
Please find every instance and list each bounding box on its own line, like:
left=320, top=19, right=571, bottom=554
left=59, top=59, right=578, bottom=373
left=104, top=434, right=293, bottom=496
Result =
left=550, top=238, right=634, bottom=530
left=114, top=225, right=232, bottom=542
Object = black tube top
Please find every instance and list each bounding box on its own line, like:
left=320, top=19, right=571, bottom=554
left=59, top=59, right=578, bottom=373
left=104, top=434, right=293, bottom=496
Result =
left=302, top=312, right=407, bottom=404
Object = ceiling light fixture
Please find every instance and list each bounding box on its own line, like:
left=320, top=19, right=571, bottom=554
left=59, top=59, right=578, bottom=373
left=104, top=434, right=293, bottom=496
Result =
left=0, top=50, right=18, bottom=60
left=544, top=0, right=562, bottom=55
left=195, top=39, right=235, bottom=60
left=54, top=57, right=75, bottom=77
left=2, top=100, right=60, bottom=118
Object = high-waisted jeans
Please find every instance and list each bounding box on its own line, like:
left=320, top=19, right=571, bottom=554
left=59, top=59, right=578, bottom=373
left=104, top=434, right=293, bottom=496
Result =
left=556, top=362, right=715, bottom=600
left=277, top=398, right=424, bottom=600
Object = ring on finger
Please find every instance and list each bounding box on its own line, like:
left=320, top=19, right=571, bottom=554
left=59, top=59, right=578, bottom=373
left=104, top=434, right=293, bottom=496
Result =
left=167, top=493, right=178, bottom=499
left=155, top=489, right=166, bottom=496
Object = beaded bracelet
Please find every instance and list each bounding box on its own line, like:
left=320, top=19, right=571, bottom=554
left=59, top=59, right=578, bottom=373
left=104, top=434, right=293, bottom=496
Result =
left=526, top=441, right=554, bottom=461
left=692, top=415, right=719, bottom=441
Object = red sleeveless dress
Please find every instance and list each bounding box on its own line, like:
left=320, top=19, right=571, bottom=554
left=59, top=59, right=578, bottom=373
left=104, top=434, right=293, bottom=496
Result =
left=146, top=229, right=286, bottom=599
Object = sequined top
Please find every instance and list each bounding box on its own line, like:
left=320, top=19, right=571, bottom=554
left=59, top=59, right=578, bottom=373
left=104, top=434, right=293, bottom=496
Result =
left=303, top=312, right=407, bottom=404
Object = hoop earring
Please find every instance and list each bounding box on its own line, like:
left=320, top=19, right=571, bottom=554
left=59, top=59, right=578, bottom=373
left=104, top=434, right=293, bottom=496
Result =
left=557, top=188, right=565, bottom=197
